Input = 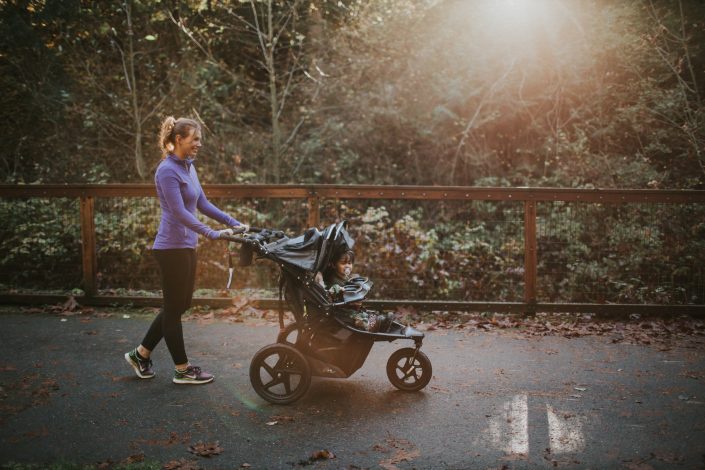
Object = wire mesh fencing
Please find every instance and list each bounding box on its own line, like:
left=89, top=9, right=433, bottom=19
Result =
left=537, top=202, right=705, bottom=305
left=0, top=197, right=82, bottom=291
left=1, top=185, right=703, bottom=310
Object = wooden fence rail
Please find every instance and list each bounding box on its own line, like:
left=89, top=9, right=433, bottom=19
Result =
left=1, top=184, right=705, bottom=315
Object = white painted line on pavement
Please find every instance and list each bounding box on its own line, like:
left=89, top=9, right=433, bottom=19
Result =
left=488, top=394, right=529, bottom=455
left=546, top=404, right=585, bottom=454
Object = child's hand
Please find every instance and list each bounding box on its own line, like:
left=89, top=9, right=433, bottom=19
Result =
left=329, top=284, right=343, bottom=295
left=328, top=284, right=344, bottom=302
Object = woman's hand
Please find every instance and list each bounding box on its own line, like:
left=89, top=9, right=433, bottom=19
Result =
left=216, top=228, right=234, bottom=239
left=232, top=223, right=249, bottom=233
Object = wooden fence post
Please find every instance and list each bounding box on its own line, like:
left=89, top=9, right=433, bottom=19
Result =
left=524, top=200, right=537, bottom=313
left=80, top=196, right=97, bottom=297
left=307, top=196, right=320, bottom=228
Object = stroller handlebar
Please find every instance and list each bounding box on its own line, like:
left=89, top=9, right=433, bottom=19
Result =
left=220, top=227, right=286, bottom=246
left=220, top=228, right=286, bottom=268
left=219, top=234, right=248, bottom=243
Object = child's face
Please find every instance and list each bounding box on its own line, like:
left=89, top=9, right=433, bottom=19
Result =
left=335, top=254, right=353, bottom=279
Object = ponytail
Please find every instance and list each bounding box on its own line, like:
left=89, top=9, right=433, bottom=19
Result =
left=159, top=116, right=176, bottom=159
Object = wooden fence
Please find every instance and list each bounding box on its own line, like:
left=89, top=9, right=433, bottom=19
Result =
left=1, top=184, right=704, bottom=315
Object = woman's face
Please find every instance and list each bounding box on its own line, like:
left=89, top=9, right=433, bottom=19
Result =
left=334, top=254, right=353, bottom=279
left=175, top=128, right=202, bottom=158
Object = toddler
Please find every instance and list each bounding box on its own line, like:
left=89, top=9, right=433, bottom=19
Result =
left=316, top=249, right=393, bottom=332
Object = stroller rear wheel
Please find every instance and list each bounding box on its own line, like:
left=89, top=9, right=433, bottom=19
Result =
left=250, top=343, right=311, bottom=405
left=386, top=347, right=432, bottom=392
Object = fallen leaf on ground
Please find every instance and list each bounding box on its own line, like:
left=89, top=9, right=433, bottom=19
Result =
left=60, top=296, right=80, bottom=313
left=188, top=441, right=223, bottom=458
left=163, top=458, right=202, bottom=470
left=196, top=312, right=215, bottom=325
left=310, top=449, right=335, bottom=460
left=378, top=437, right=420, bottom=470
left=298, top=449, right=336, bottom=465
left=121, top=454, right=144, bottom=464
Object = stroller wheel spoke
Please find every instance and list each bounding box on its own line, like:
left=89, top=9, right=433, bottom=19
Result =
left=283, top=375, right=292, bottom=395
left=263, top=377, right=282, bottom=390
left=262, top=363, right=276, bottom=379
left=273, top=354, right=287, bottom=371
left=400, top=366, right=416, bottom=381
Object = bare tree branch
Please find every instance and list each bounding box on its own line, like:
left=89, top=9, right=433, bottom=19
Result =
left=450, top=60, right=516, bottom=184
left=168, top=9, right=242, bottom=84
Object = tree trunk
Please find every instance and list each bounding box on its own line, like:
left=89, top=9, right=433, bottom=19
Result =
left=125, top=0, right=147, bottom=179
left=267, top=0, right=282, bottom=184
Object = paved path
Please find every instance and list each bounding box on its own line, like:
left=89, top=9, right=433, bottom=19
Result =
left=0, top=310, right=704, bottom=469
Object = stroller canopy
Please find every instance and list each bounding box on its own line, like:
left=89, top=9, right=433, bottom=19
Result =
left=266, top=221, right=355, bottom=273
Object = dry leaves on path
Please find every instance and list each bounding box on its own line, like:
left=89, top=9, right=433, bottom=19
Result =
left=296, top=449, right=336, bottom=466
left=398, top=309, right=705, bottom=349
left=187, top=441, right=223, bottom=458
left=267, top=414, right=295, bottom=425
left=375, top=437, right=420, bottom=470
left=163, top=458, right=203, bottom=470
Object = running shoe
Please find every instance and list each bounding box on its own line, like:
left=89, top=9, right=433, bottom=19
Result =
left=124, top=349, right=155, bottom=379
left=173, top=365, right=214, bottom=385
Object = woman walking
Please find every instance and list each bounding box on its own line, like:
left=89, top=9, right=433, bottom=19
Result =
left=124, top=116, right=246, bottom=385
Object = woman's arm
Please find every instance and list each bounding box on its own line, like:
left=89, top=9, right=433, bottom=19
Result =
left=196, top=189, right=241, bottom=227
left=159, top=171, right=220, bottom=239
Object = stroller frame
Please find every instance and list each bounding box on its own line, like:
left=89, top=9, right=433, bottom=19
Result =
left=224, top=221, right=432, bottom=404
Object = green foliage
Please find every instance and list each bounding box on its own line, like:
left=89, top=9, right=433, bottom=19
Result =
left=0, top=195, right=702, bottom=304
left=344, top=205, right=524, bottom=301
left=0, top=0, right=703, bottom=187
left=537, top=202, right=705, bottom=303
left=0, top=198, right=81, bottom=288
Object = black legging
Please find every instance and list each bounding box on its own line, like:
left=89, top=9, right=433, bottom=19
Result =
left=141, top=248, right=197, bottom=365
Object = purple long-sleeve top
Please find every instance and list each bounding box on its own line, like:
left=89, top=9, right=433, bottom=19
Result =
left=152, top=154, right=240, bottom=250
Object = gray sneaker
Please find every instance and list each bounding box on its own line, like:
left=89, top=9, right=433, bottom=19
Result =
left=173, top=365, right=214, bottom=385
left=124, top=349, right=155, bottom=379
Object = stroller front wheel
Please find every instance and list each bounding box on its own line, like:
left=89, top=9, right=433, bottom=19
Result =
left=386, top=347, right=432, bottom=392
left=250, top=343, right=311, bottom=405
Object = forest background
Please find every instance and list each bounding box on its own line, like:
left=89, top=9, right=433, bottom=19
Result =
left=1, top=0, right=704, bottom=305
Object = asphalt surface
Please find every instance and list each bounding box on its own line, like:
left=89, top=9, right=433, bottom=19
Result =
left=0, top=309, right=704, bottom=469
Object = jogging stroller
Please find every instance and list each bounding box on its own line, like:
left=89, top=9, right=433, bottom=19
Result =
left=223, top=221, right=432, bottom=405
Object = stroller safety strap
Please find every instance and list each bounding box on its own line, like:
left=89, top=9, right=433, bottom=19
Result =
left=226, top=251, right=234, bottom=289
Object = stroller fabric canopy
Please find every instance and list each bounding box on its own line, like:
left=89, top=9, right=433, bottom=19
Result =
left=265, top=221, right=355, bottom=273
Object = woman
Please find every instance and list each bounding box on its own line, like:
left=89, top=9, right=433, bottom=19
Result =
left=124, top=116, right=247, bottom=385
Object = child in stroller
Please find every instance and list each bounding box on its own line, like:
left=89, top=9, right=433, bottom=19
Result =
left=222, top=221, right=432, bottom=404
left=315, top=247, right=394, bottom=332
